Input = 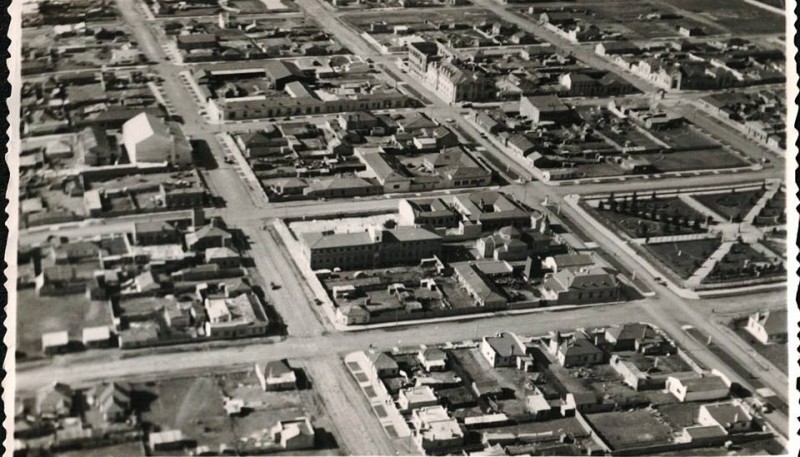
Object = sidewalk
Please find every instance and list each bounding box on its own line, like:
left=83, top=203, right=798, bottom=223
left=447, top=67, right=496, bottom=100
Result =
left=685, top=241, right=733, bottom=287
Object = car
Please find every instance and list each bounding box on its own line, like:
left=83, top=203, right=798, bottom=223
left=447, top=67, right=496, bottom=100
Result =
left=224, top=157, right=234, bottom=164
left=271, top=282, right=281, bottom=290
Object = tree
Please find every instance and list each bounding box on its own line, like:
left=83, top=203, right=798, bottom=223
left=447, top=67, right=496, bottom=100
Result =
left=383, top=219, right=397, bottom=229
left=598, top=201, right=606, bottom=210
left=733, top=212, right=743, bottom=223
left=651, top=190, right=657, bottom=200
left=693, top=218, right=702, bottom=231
left=607, top=192, right=616, bottom=205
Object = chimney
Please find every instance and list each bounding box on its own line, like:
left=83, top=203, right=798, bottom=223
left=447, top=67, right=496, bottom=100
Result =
left=653, top=357, right=659, bottom=369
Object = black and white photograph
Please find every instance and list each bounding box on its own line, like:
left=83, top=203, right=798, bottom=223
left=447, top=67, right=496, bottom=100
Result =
left=2, top=0, right=797, bottom=455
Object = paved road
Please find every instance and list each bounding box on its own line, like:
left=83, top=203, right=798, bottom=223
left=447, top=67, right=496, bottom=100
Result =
left=17, top=302, right=644, bottom=391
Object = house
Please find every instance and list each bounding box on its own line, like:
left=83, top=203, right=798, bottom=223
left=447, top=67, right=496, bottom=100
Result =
left=203, top=292, right=270, bottom=338
left=82, top=326, right=112, bottom=349
left=549, top=332, right=604, bottom=367
left=519, top=95, right=571, bottom=124
left=745, top=309, right=787, bottom=345
left=452, top=191, right=531, bottom=232
left=122, top=112, right=192, bottom=166
left=418, top=347, right=448, bottom=371
left=205, top=247, right=240, bottom=268
left=176, top=33, right=218, bottom=50
left=255, top=360, right=298, bottom=391
left=35, top=382, right=74, bottom=418
left=42, top=331, right=70, bottom=355
left=476, top=226, right=553, bottom=261
left=398, top=198, right=461, bottom=228
left=398, top=385, right=439, bottom=411
left=164, top=301, right=192, bottom=329
left=78, top=126, right=113, bottom=166
left=697, top=402, right=753, bottom=434
left=336, top=305, right=371, bottom=326
left=236, top=130, right=289, bottom=158
left=368, top=351, right=400, bottom=379
left=411, top=406, right=464, bottom=453
left=595, top=41, right=640, bottom=56
left=605, top=323, right=671, bottom=354
left=86, top=382, right=132, bottom=422
left=480, top=332, right=532, bottom=370
left=665, top=374, right=729, bottom=402
left=185, top=224, right=234, bottom=251
left=451, top=261, right=509, bottom=309
left=339, top=112, right=379, bottom=131
left=133, top=221, right=181, bottom=246
left=541, top=266, right=619, bottom=305
left=270, top=417, right=315, bottom=450
left=149, top=430, right=189, bottom=452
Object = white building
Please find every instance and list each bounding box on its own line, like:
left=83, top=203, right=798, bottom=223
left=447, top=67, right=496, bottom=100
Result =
left=745, top=309, right=787, bottom=345
left=665, top=374, right=729, bottom=403
left=122, top=112, right=192, bottom=166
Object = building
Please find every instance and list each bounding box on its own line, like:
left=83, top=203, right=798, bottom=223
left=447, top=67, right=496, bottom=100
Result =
left=745, top=309, right=787, bottom=345
left=697, top=402, right=753, bottom=434
left=541, top=266, right=619, bottom=305
left=476, top=226, right=553, bottom=261
left=203, top=292, right=270, bottom=338
left=133, top=221, right=181, bottom=246
left=255, top=360, right=298, bottom=391
left=665, top=374, right=729, bottom=402
left=411, top=406, right=464, bottom=454
left=418, top=347, right=448, bottom=371
left=480, top=332, right=532, bottom=369
left=398, top=386, right=439, bottom=411
left=451, top=261, right=509, bottom=308
left=604, top=323, right=670, bottom=354
left=301, top=226, right=442, bottom=270
left=205, top=247, right=240, bottom=268
left=452, top=192, right=530, bottom=232
left=86, top=382, right=132, bottom=422
left=270, top=417, right=315, bottom=450
left=398, top=198, right=460, bottom=228
left=149, top=430, right=188, bottom=453
left=35, top=382, right=74, bottom=418
left=519, top=95, right=571, bottom=124
left=368, top=351, right=399, bottom=379
left=549, top=332, right=604, bottom=367
left=82, top=326, right=112, bottom=349
left=78, top=126, right=113, bottom=166
left=42, top=331, right=69, bottom=355
left=185, top=224, right=234, bottom=251
left=426, top=60, right=493, bottom=104
left=122, top=112, right=192, bottom=166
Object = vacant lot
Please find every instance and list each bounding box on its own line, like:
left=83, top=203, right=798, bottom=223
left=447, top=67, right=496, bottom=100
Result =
left=639, top=149, right=748, bottom=173
left=584, top=196, right=707, bottom=239
left=658, top=0, right=784, bottom=34
left=692, top=188, right=765, bottom=221
left=731, top=317, right=787, bottom=373
left=643, top=238, right=722, bottom=279
left=17, top=289, right=113, bottom=357
left=587, top=410, right=674, bottom=450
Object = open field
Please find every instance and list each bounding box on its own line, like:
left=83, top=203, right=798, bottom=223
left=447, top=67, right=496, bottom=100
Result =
left=586, top=410, right=674, bottom=450
left=639, top=149, right=749, bottom=173
left=657, top=0, right=785, bottom=34
left=731, top=317, right=787, bottom=373
left=17, top=289, right=113, bottom=358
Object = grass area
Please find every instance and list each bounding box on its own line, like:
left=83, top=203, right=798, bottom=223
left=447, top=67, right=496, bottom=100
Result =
left=731, top=318, right=788, bottom=373
left=704, top=242, right=784, bottom=283
left=16, top=289, right=113, bottom=357
left=586, top=410, right=674, bottom=450
left=658, top=0, right=784, bottom=34
left=643, top=238, right=722, bottom=279
left=691, top=188, right=765, bottom=221
left=656, top=402, right=702, bottom=429
left=583, top=196, right=707, bottom=239
left=136, top=369, right=336, bottom=455
left=761, top=238, right=786, bottom=258
left=639, top=148, right=748, bottom=172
